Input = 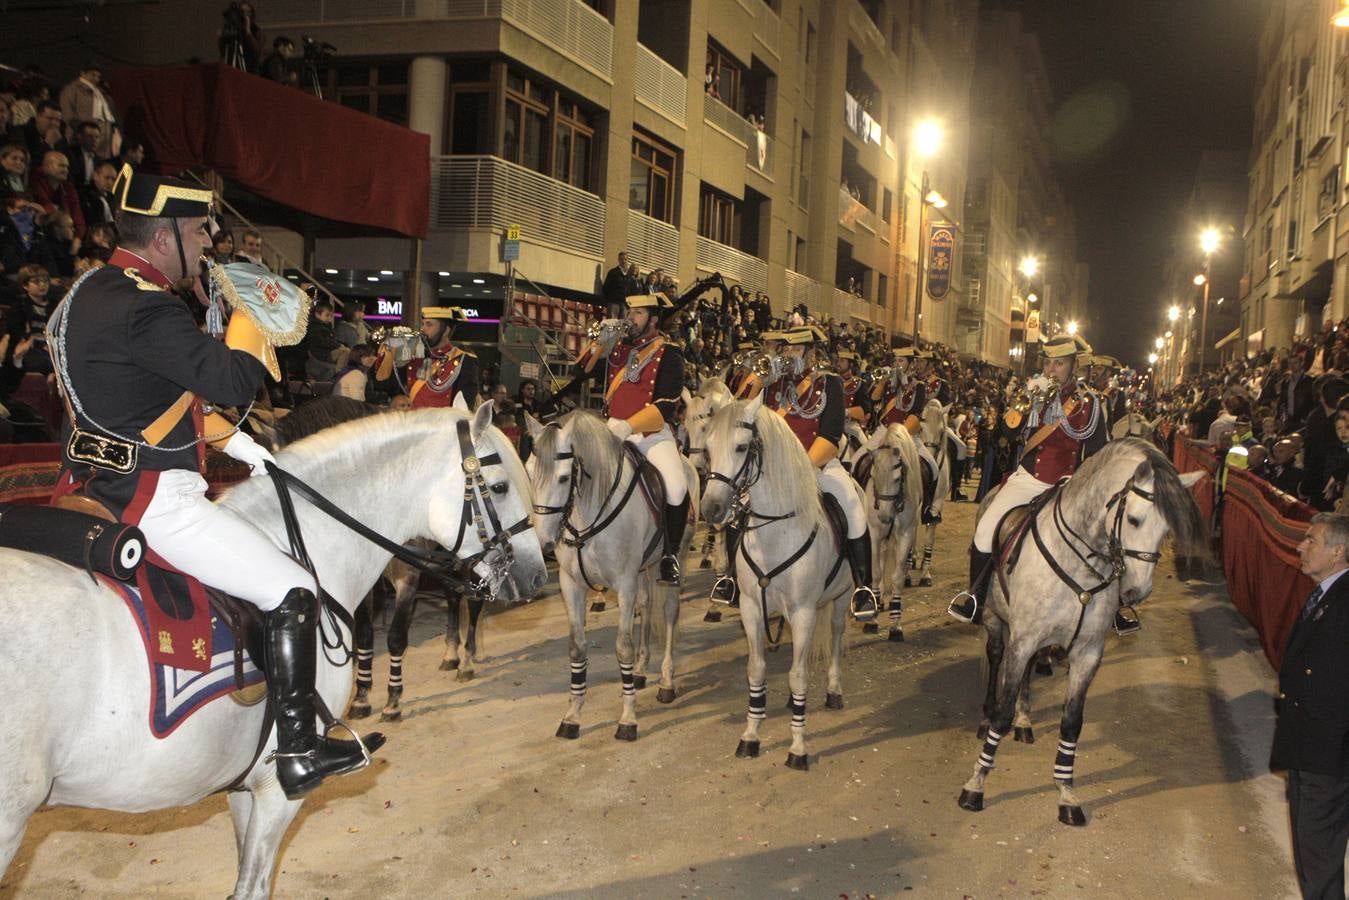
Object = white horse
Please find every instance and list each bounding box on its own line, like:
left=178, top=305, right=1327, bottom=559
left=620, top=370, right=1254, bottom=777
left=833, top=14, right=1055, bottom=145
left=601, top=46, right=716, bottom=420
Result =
left=684, top=378, right=735, bottom=620
left=0, top=405, right=546, bottom=899
left=908, top=399, right=952, bottom=587
left=700, top=393, right=853, bottom=770
left=862, top=423, right=923, bottom=642
left=528, top=411, right=700, bottom=740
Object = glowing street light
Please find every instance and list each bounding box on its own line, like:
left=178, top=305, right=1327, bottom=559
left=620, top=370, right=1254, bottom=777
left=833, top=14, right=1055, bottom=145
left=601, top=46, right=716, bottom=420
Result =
left=1027, top=292, right=1039, bottom=304
left=1200, top=227, right=1222, bottom=256
left=913, top=119, right=944, bottom=158
left=1148, top=352, right=1159, bottom=365
left=1154, top=336, right=1165, bottom=350
left=925, top=190, right=948, bottom=209
left=1334, top=1, right=1349, bottom=27
left=1193, top=273, right=1207, bottom=286
left=1019, top=256, right=1040, bottom=279
left=1168, top=305, right=1181, bottom=323
left=1066, top=320, right=1079, bottom=335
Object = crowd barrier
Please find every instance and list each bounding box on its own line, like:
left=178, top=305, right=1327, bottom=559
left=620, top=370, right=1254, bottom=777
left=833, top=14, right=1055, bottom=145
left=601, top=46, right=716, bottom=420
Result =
left=1169, top=432, right=1313, bottom=669
left=0, top=445, right=249, bottom=507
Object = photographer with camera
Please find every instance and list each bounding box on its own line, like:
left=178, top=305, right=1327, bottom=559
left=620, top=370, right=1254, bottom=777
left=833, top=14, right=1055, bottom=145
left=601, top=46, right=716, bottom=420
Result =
left=218, top=2, right=263, bottom=73
left=261, top=36, right=299, bottom=87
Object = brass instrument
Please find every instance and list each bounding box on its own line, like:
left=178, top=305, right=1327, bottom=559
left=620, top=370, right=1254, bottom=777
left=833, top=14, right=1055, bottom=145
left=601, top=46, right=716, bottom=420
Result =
left=1002, top=375, right=1055, bottom=430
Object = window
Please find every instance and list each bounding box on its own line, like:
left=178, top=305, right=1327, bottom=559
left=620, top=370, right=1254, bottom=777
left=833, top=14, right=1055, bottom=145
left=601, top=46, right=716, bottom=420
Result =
left=327, top=61, right=410, bottom=127
left=450, top=91, right=491, bottom=154
left=806, top=22, right=817, bottom=66
left=554, top=101, right=595, bottom=189
left=699, top=185, right=739, bottom=245
left=630, top=131, right=678, bottom=224
left=502, top=71, right=596, bottom=191
left=797, top=128, right=811, bottom=209
left=706, top=42, right=744, bottom=112
left=878, top=273, right=888, bottom=308
left=883, top=188, right=893, bottom=223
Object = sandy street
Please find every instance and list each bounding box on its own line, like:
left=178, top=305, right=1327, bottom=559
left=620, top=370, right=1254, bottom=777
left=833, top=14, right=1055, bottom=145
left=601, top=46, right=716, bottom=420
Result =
left=1, top=495, right=1298, bottom=899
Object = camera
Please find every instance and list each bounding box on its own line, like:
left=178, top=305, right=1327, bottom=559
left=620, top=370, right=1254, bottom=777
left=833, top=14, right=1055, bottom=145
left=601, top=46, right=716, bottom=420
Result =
left=301, top=35, right=337, bottom=64
left=221, top=3, right=246, bottom=39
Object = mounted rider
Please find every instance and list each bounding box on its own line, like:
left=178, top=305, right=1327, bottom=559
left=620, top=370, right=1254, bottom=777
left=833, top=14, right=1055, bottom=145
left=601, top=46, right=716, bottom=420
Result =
left=576, top=292, right=689, bottom=585
left=47, top=165, right=383, bottom=799
left=949, top=332, right=1138, bottom=634
left=375, top=305, right=480, bottom=408
left=837, top=348, right=873, bottom=426
left=763, top=325, right=880, bottom=620
left=872, top=346, right=928, bottom=433
left=724, top=339, right=761, bottom=399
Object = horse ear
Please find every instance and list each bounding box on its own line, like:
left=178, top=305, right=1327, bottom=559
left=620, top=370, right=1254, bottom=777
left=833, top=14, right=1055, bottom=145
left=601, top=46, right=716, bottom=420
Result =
left=942, top=402, right=953, bottom=417
left=471, top=399, right=495, bottom=438
left=452, top=391, right=470, bottom=412
left=524, top=411, right=545, bottom=438
left=744, top=389, right=764, bottom=421
left=1177, top=471, right=1204, bottom=489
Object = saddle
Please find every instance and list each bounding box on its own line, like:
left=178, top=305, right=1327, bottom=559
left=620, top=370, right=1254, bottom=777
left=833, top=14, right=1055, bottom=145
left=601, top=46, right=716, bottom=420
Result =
left=622, top=442, right=667, bottom=515
left=819, top=492, right=848, bottom=555
left=990, top=481, right=1064, bottom=593
left=851, top=451, right=875, bottom=491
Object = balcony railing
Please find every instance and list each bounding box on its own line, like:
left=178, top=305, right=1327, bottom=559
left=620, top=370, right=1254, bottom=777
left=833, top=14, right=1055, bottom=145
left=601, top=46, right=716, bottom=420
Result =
left=835, top=287, right=872, bottom=322
left=627, top=209, right=680, bottom=275
left=838, top=188, right=882, bottom=234
left=430, top=155, right=606, bottom=259
left=695, top=236, right=767, bottom=295
left=704, top=95, right=775, bottom=176
left=634, top=43, right=686, bottom=127
left=754, top=2, right=781, bottom=57
left=785, top=269, right=827, bottom=313
left=268, top=0, right=614, bottom=80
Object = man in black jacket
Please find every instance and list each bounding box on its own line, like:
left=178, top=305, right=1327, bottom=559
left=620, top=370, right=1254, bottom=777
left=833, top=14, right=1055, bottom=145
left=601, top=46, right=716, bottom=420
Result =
left=1273, top=513, right=1349, bottom=898
left=601, top=251, right=634, bottom=318
left=1281, top=350, right=1317, bottom=433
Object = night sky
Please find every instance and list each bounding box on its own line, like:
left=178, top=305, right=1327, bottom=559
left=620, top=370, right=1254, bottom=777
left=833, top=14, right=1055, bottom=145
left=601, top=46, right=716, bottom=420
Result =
left=1000, top=0, right=1263, bottom=367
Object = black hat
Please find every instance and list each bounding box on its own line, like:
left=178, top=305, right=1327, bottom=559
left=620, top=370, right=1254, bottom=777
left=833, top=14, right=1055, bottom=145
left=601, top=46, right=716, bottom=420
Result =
left=113, top=164, right=212, bottom=218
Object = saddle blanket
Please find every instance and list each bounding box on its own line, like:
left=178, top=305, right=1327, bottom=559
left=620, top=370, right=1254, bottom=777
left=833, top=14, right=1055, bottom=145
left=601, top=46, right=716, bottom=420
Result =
left=100, top=576, right=265, bottom=739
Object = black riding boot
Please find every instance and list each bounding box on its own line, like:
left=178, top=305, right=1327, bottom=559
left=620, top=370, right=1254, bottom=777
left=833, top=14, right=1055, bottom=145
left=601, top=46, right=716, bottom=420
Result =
left=845, top=535, right=879, bottom=621
left=710, top=523, right=741, bottom=607
left=658, top=497, right=689, bottom=585
left=266, top=588, right=386, bottom=800
left=1114, top=604, right=1141, bottom=636
left=948, top=548, right=992, bottom=624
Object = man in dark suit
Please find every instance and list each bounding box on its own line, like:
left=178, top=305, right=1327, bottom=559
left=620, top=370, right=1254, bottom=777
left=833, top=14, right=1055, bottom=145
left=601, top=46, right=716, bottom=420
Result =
left=1281, top=350, right=1316, bottom=433
left=1273, top=513, right=1349, bottom=898
left=601, top=250, right=634, bottom=318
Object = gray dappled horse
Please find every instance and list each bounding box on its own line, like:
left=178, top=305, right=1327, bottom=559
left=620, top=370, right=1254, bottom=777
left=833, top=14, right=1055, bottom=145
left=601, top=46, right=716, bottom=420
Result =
left=528, top=411, right=700, bottom=741
left=0, top=407, right=545, bottom=899
left=863, top=423, right=923, bottom=642
left=700, top=393, right=854, bottom=770
left=910, top=399, right=953, bottom=587
left=683, top=378, right=735, bottom=619
left=956, top=438, right=1206, bottom=826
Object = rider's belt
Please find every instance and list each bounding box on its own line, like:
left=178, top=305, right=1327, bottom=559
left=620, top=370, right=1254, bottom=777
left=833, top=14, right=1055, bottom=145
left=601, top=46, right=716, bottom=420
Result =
left=141, top=390, right=194, bottom=446
left=1019, top=398, right=1078, bottom=462
left=67, top=428, right=137, bottom=474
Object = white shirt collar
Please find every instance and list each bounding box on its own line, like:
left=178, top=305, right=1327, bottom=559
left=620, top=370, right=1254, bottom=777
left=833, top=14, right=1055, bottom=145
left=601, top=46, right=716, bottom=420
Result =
left=1317, top=567, right=1349, bottom=596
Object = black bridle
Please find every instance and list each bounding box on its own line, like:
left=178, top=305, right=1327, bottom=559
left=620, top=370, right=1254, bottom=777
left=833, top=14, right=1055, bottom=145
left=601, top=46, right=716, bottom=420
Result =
left=869, top=449, right=908, bottom=538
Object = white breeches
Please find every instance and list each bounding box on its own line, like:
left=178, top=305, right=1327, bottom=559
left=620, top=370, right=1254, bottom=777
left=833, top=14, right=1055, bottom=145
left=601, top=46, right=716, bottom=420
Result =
left=817, top=457, right=866, bottom=539
left=136, top=469, right=316, bottom=612
left=627, top=424, right=688, bottom=505
left=973, top=467, right=1052, bottom=553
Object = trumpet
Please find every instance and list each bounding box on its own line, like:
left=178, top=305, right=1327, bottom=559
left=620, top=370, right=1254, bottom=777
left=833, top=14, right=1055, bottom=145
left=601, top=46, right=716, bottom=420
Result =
left=1002, top=375, right=1055, bottom=430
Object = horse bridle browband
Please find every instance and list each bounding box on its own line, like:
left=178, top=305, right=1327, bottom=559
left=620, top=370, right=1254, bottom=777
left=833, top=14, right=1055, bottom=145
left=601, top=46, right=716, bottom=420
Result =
left=870, top=449, right=908, bottom=538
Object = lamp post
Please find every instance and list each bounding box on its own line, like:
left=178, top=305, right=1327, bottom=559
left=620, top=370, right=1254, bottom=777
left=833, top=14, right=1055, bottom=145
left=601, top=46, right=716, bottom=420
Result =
left=1019, top=256, right=1041, bottom=376
left=911, top=120, right=945, bottom=347
left=1167, top=305, right=1180, bottom=384
left=1197, top=227, right=1221, bottom=376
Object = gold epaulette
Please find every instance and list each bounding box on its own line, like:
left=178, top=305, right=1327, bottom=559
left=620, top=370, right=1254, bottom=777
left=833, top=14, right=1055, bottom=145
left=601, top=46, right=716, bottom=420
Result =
left=122, top=268, right=165, bottom=292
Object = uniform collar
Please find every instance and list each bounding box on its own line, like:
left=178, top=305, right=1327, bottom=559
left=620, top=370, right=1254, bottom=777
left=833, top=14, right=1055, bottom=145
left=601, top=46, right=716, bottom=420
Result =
left=629, top=328, right=661, bottom=350
left=109, top=248, right=173, bottom=289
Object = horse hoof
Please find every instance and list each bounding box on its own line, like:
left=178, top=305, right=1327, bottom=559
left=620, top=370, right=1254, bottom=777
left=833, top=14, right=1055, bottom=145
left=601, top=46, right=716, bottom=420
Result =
left=785, top=752, right=809, bottom=771
left=703, top=610, right=723, bottom=623
left=825, top=692, right=844, bottom=710
left=699, top=558, right=712, bottom=569
left=349, top=703, right=371, bottom=720
left=976, top=723, right=989, bottom=741
left=439, top=658, right=459, bottom=671
left=455, top=669, right=474, bottom=683
left=379, top=709, right=402, bottom=723
left=555, top=721, right=580, bottom=740
left=1014, top=726, right=1035, bottom=744
left=1034, top=660, right=1054, bottom=677
left=919, top=575, right=933, bottom=587
left=888, top=627, right=905, bottom=642
left=958, top=789, right=984, bottom=812
left=862, top=622, right=879, bottom=634
left=735, top=739, right=760, bottom=758
left=614, top=723, right=638, bottom=742
left=632, top=675, right=647, bottom=690
left=903, top=575, right=914, bottom=588
left=656, top=687, right=677, bottom=704
left=589, top=601, right=606, bottom=613
left=767, top=644, right=780, bottom=653
left=1058, top=804, right=1087, bottom=827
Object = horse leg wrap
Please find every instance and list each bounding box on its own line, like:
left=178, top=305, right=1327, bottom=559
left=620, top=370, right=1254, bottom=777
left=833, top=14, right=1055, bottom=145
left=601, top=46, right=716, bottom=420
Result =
left=888, top=597, right=902, bottom=621
left=1053, top=738, right=1077, bottom=784
left=620, top=663, right=636, bottom=698
left=388, top=654, right=403, bottom=690
left=747, top=682, right=767, bottom=722
left=977, top=728, right=1004, bottom=771
left=569, top=661, right=588, bottom=698
left=921, top=546, right=933, bottom=568
left=789, top=692, right=806, bottom=731
left=355, top=648, right=373, bottom=690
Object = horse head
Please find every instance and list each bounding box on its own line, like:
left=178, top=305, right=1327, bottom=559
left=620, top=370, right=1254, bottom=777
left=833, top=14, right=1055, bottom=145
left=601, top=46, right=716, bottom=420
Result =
left=426, top=401, right=547, bottom=604
left=871, top=424, right=918, bottom=529
left=526, top=413, right=576, bottom=555
left=686, top=379, right=732, bottom=481
left=1108, top=442, right=1209, bottom=606
left=701, top=390, right=763, bottom=525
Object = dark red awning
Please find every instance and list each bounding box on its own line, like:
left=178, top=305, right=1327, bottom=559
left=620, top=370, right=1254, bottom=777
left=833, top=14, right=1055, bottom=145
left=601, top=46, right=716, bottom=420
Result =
left=111, top=64, right=428, bottom=238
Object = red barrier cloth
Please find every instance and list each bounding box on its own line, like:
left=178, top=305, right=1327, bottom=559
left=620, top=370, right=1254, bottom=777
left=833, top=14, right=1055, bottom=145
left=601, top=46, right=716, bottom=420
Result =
left=0, top=443, right=62, bottom=505
left=110, top=64, right=429, bottom=238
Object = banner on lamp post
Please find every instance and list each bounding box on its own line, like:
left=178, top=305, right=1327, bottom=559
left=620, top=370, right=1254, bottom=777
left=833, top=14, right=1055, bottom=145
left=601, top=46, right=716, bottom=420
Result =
left=926, top=224, right=955, bottom=300
left=1026, top=309, right=1041, bottom=344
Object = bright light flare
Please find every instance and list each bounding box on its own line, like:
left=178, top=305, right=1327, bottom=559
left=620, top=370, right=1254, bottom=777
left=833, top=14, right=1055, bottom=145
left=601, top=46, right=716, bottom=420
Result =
left=1200, top=227, right=1221, bottom=256
left=1168, top=305, right=1181, bottom=322
left=1019, top=256, right=1040, bottom=278
left=913, top=120, right=944, bottom=157
left=1066, top=320, right=1079, bottom=335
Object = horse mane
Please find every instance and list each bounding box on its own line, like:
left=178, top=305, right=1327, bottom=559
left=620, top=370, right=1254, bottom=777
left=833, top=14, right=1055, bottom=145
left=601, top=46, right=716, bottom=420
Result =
left=709, top=400, right=823, bottom=522
left=532, top=410, right=622, bottom=507
left=696, top=377, right=732, bottom=404
left=878, top=423, right=922, bottom=513
left=271, top=395, right=382, bottom=448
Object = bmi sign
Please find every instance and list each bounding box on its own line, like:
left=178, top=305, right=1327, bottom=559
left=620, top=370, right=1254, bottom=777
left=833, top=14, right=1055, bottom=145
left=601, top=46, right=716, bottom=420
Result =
left=926, top=225, right=955, bottom=300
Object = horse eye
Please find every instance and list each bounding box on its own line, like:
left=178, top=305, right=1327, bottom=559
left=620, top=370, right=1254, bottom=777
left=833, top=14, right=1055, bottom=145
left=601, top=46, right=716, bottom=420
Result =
left=559, top=475, right=571, bottom=484
left=490, top=482, right=508, bottom=495
left=735, top=443, right=748, bottom=453
left=1127, top=516, right=1142, bottom=527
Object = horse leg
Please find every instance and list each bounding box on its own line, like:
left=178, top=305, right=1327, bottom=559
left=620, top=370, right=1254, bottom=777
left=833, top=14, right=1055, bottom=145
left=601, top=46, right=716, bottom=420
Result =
left=1013, top=659, right=1036, bottom=744
left=784, top=606, right=815, bottom=770
left=862, top=529, right=883, bottom=635
left=633, top=575, right=651, bottom=691
left=0, top=762, right=46, bottom=881
left=825, top=593, right=848, bottom=710
left=556, top=571, right=589, bottom=739
left=440, top=589, right=462, bottom=672
left=656, top=580, right=681, bottom=704
left=1054, top=644, right=1105, bottom=827
left=614, top=579, right=640, bottom=741
left=380, top=580, right=418, bottom=722
left=699, top=525, right=716, bottom=569
left=457, top=592, right=485, bottom=681
left=888, top=532, right=914, bottom=642
left=735, top=589, right=768, bottom=759
left=903, top=548, right=915, bottom=587
left=227, top=790, right=253, bottom=861
left=919, top=525, right=936, bottom=587
left=977, top=620, right=1006, bottom=739
left=959, top=641, right=1036, bottom=812
left=350, top=593, right=374, bottom=719
left=229, top=783, right=303, bottom=900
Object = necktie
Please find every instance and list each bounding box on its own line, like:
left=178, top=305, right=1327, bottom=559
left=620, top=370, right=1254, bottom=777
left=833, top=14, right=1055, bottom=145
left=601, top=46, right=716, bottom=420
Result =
left=1302, top=585, right=1324, bottom=621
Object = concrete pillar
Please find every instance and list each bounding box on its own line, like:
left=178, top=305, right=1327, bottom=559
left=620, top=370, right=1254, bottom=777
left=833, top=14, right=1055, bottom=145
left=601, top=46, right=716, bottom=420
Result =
left=406, top=55, right=447, bottom=322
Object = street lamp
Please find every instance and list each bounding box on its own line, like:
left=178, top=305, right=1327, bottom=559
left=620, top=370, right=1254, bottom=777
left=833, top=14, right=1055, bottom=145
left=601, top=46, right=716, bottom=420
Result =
left=1019, top=256, right=1040, bottom=279
left=1066, top=320, right=1079, bottom=335
left=1197, top=227, right=1221, bottom=376
left=1148, top=352, right=1159, bottom=365
left=1027, top=292, right=1038, bottom=304
left=1334, top=0, right=1349, bottom=27
left=1168, top=305, right=1180, bottom=323
left=910, top=119, right=945, bottom=348
left=1154, top=336, right=1164, bottom=350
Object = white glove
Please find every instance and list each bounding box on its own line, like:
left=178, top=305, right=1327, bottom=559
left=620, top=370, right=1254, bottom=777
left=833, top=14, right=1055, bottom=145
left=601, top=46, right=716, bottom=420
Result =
left=607, top=417, right=634, bottom=440
left=222, top=430, right=277, bottom=477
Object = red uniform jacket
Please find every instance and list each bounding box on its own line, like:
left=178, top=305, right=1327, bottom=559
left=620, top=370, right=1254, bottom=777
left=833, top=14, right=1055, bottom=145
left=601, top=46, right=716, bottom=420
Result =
left=766, top=369, right=845, bottom=451
left=1019, top=385, right=1106, bottom=483
left=407, top=346, right=479, bottom=409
